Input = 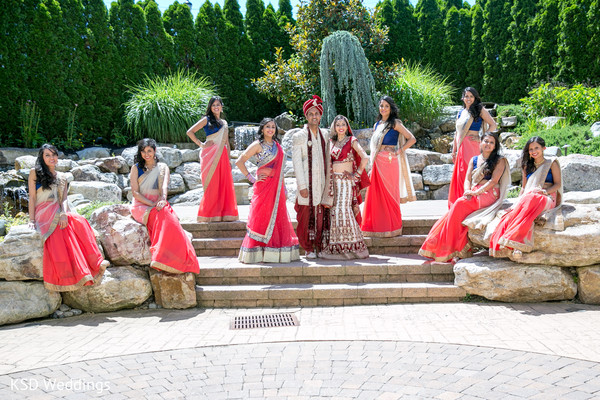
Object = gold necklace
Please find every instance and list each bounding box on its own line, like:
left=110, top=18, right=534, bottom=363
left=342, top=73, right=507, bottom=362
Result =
left=534, top=158, right=545, bottom=167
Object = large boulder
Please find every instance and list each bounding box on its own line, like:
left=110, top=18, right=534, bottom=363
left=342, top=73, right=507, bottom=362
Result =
left=89, top=204, right=151, bottom=266
left=431, top=135, right=453, bottom=154
left=0, top=147, right=40, bottom=166
left=406, top=149, right=443, bottom=172
left=62, top=266, right=152, bottom=312
left=56, top=159, right=78, bottom=172
left=0, top=225, right=43, bottom=281
left=284, top=177, right=297, bottom=203
left=157, top=147, right=183, bottom=168
left=170, top=188, right=204, bottom=205
left=281, top=128, right=301, bottom=159
left=431, top=184, right=450, bottom=200
left=14, top=155, right=36, bottom=170
left=563, top=189, right=600, bottom=204
left=0, top=281, right=62, bottom=325
left=438, top=117, right=456, bottom=133
left=577, top=266, right=600, bottom=304
left=422, top=164, right=453, bottom=186
left=121, top=146, right=137, bottom=166
left=181, top=148, right=200, bottom=163
left=454, top=255, right=577, bottom=302
left=354, top=128, right=373, bottom=151
left=591, top=122, right=600, bottom=138
left=148, top=269, right=197, bottom=309
left=69, top=181, right=122, bottom=203
left=175, top=162, right=202, bottom=190
left=411, top=173, right=424, bottom=191
left=559, top=154, right=600, bottom=192
left=469, top=203, right=600, bottom=267
left=500, top=116, right=517, bottom=128
left=71, top=165, right=118, bottom=185
left=539, top=116, right=565, bottom=129
left=76, top=147, right=111, bottom=160
left=283, top=160, right=295, bottom=178
left=275, top=112, right=296, bottom=131
left=167, top=173, right=186, bottom=194
left=95, top=156, right=129, bottom=174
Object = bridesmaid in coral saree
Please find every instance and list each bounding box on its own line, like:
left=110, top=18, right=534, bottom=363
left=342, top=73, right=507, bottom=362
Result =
left=448, top=87, right=497, bottom=207
left=235, top=118, right=300, bottom=263
left=489, top=136, right=563, bottom=259
left=361, top=96, right=416, bottom=237
left=419, top=132, right=509, bottom=262
left=186, top=96, right=239, bottom=222
left=28, top=144, right=106, bottom=291
left=130, top=139, right=199, bottom=274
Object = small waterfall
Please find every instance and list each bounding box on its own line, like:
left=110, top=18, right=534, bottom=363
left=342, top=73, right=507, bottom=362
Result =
left=1, top=187, right=29, bottom=216
left=234, top=125, right=259, bottom=151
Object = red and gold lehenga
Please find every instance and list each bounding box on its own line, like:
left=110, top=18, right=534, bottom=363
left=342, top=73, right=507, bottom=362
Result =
left=131, top=163, right=200, bottom=274
left=34, top=173, right=105, bottom=291
left=489, top=158, right=563, bottom=257
left=239, top=142, right=300, bottom=263
left=197, top=121, right=239, bottom=222
left=361, top=121, right=416, bottom=237
left=321, top=136, right=369, bottom=259
left=419, top=157, right=510, bottom=262
left=448, top=109, right=481, bottom=206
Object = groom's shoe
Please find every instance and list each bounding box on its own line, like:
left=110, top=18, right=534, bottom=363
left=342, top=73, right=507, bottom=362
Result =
left=305, top=252, right=317, bottom=259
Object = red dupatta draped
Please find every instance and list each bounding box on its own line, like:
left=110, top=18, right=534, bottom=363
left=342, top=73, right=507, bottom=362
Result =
left=240, top=142, right=299, bottom=263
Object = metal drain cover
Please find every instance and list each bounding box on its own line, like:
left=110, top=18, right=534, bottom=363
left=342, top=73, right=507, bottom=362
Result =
left=231, top=313, right=299, bottom=330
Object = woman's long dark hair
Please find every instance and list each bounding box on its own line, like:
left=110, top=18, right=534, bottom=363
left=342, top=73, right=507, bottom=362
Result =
left=35, top=144, right=59, bottom=190
left=521, top=136, right=546, bottom=175
left=481, top=131, right=502, bottom=177
left=256, top=117, right=280, bottom=143
left=205, top=96, right=224, bottom=130
left=134, top=138, right=158, bottom=170
left=330, top=115, right=353, bottom=142
left=377, top=96, right=399, bottom=132
left=462, top=87, right=483, bottom=121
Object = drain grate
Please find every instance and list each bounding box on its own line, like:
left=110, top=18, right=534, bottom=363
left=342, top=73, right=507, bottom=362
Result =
left=231, top=313, right=299, bottom=330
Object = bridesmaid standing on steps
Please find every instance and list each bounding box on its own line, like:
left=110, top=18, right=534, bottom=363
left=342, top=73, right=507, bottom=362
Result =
left=186, top=96, right=239, bottom=222
left=235, top=118, right=300, bottom=263
left=361, top=96, right=416, bottom=237
left=28, top=144, right=107, bottom=291
left=448, top=87, right=497, bottom=207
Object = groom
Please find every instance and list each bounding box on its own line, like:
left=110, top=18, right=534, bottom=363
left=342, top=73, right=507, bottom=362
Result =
left=292, top=95, right=332, bottom=259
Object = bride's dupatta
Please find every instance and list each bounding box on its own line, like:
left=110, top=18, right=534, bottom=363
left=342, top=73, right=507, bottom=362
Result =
left=453, top=109, right=475, bottom=154
left=35, top=174, right=68, bottom=243
left=463, top=157, right=511, bottom=232
left=369, top=121, right=416, bottom=203
left=246, top=142, right=285, bottom=244
left=131, top=163, right=167, bottom=225
left=523, top=157, right=564, bottom=231
left=201, top=120, right=228, bottom=191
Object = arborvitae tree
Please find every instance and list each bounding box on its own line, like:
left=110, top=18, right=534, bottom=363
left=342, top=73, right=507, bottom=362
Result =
left=445, top=0, right=464, bottom=11
left=109, top=0, right=149, bottom=100
left=482, top=0, right=512, bottom=102
left=415, top=0, right=445, bottom=71
left=81, top=0, right=121, bottom=141
left=277, top=0, right=294, bottom=24
left=163, top=1, right=196, bottom=70
left=376, top=0, right=396, bottom=64
left=393, top=0, right=419, bottom=62
left=503, top=0, right=536, bottom=103
left=557, top=0, right=592, bottom=84
left=589, top=0, right=600, bottom=82
left=145, top=0, right=175, bottom=75
left=246, top=0, right=267, bottom=61
left=27, top=0, right=70, bottom=140
left=442, top=6, right=470, bottom=91
left=195, top=0, right=218, bottom=79
left=223, top=0, right=244, bottom=34
left=467, top=4, right=485, bottom=92
left=0, top=0, right=34, bottom=143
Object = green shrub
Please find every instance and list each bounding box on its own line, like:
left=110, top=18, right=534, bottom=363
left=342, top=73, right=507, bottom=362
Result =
left=79, top=201, right=125, bottom=221
left=497, top=104, right=528, bottom=125
left=124, top=70, right=217, bottom=143
left=514, top=124, right=600, bottom=156
left=385, top=63, right=455, bottom=128
left=520, top=83, right=600, bottom=125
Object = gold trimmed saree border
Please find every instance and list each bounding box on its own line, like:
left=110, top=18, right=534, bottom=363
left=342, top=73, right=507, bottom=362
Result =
left=202, top=121, right=229, bottom=191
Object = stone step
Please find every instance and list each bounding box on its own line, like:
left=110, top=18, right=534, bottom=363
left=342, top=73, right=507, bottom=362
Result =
left=182, top=216, right=438, bottom=238
left=196, top=254, right=454, bottom=285
left=195, top=282, right=466, bottom=308
left=192, top=236, right=428, bottom=257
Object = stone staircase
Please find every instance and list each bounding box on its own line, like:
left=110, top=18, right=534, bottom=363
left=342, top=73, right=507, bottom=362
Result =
left=182, top=216, right=466, bottom=307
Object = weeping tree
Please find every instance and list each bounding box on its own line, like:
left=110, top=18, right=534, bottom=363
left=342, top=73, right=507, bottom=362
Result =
left=320, top=31, right=378, bottom=127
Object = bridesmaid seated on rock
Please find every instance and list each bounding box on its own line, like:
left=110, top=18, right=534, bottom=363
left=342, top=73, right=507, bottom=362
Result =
left=129, top=138, right=200, bottom=274
left=28, top=144, right=107, bottom=291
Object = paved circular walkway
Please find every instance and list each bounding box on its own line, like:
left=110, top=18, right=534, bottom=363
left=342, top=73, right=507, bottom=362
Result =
left=3, top=340, right=600, bottom=399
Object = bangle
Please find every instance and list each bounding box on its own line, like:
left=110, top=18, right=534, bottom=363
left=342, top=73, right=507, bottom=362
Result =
left=246, top=173, right=256, bottom=184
